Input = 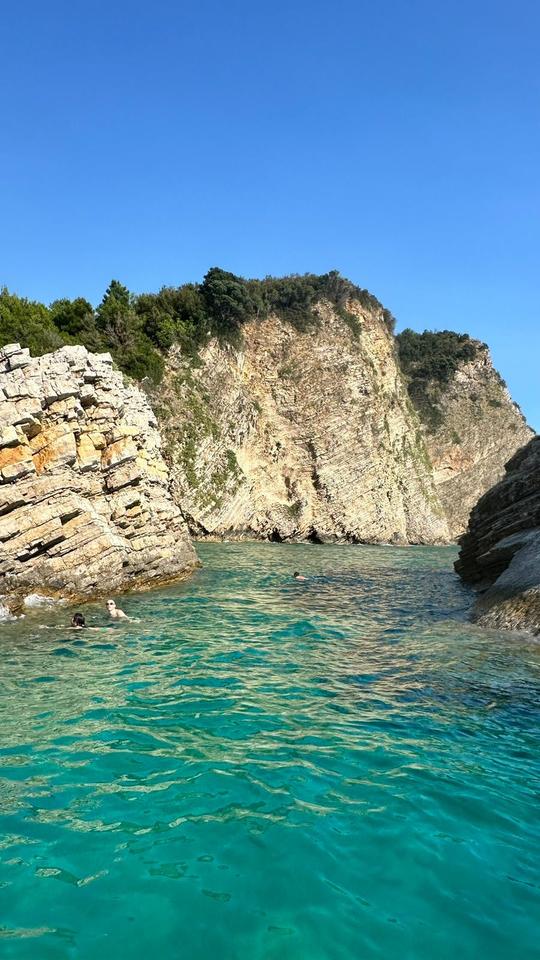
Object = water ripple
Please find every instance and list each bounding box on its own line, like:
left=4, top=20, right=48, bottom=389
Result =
left=0, top=542, right=539, bottom=960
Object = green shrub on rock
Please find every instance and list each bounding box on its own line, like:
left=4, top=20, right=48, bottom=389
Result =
left=0, top=288, right=65, bottom=356
left=0, top=269, right=396, bottom=384
left=397, top=329, right=481, bottom=432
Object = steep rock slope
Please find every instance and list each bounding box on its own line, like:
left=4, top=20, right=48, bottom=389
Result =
left=0, top=343, right=197, bottom=604
left=156, top=301, right=450, bottom=544
left=456, top=436, right=540, bottom=634
left=397, top=332, right=532, bottom=537
left=3, top=273, right=531, bottom=545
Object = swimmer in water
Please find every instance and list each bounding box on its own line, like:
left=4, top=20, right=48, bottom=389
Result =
left=293, top=571, right=307, bottom=581
left=106, top=599, right=129, bottom=620
left=71, top=612, right=86, bottom=628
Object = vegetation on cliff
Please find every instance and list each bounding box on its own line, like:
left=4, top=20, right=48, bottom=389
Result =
left=0, top=289, right=66, bottom=357
left=397, top=329, right=481, bottom=431
left=1, top=270, right=394, bottom=384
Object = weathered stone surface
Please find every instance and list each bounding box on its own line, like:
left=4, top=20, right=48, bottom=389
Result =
left=76, top=433, right=101, bottom=472
left=456, top=436, right=540, bottom=634
left=157, top=303, right=450, bottom=544
left=30, top=424, right=77, bottom=472
left=0, top=426, right=21, bottom=448
left=421, top=345, right=533, bottom=538
left=101, top=437, right=138, bottom=470
left=0, top=343, right=198, bottom=604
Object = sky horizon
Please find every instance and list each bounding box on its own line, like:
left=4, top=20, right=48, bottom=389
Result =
left=1, top=0, right=538, bottom=427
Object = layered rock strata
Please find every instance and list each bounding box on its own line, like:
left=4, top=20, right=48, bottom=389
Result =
left=419, top=345, right=533, bottom=538
left=0, top=343, right=197, bottom=604
left=157, top=302, right=451, bottom=544
left=455, top=436, right=540, bottom=634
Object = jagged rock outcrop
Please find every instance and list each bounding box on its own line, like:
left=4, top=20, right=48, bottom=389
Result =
left=156, top=301, right=450, bottom=544
left=1, top=293, right=530, bottom=582
left=421, top=346, right=532, bottom=537
left=397, top=331, right=533, bottom=538
left=0, top=343, right=197, bottom=605
left=3, top=275, right=530, bottom=549
left=455, top=436, right=540, bottom=634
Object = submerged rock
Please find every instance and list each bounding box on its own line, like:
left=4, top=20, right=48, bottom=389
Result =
left=0, top=344, right=198, bottom=603
left=456, top=436, right=540, bottom=634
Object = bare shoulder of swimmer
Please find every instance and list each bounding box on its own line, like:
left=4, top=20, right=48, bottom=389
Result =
left=106, top=599, right=129, bottom=619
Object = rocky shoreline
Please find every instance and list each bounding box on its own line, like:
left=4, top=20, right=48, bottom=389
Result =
left=0, top=343, right=197, bottom=612
left=456, top=436, right=540, bottom=635
left=1, top=331, right=535, bottom=619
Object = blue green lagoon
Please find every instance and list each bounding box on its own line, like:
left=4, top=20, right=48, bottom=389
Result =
left=0, top=543, right=538, bottom=959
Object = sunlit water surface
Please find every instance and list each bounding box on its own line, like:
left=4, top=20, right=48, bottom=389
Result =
left=0, top=543, right=539, bottom=960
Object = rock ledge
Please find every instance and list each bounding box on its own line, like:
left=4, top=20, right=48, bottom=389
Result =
left=0, top=344, right=198, bottom=605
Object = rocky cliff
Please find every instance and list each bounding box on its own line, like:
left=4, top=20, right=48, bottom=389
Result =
left=397, top=331, right=533, bottom=538
left=0, top=343, right=197, bottom=606
left=1, top=272, right=532, bottom=559
left=155, top=301, right=451, bottom=544
left=455, top=436, right=540, bottom=634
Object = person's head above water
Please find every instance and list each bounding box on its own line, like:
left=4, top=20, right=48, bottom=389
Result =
left=71, top=612, right=86, bottom=628
left=106, top=598, right=128, bottom=619
left=293, top=572, right=307, bottom=581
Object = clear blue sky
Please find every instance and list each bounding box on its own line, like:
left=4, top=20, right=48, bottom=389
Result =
left=1, top=0, right=538, bottom=426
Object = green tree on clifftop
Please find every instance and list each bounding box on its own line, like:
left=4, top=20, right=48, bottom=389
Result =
left=49, top=297, right=102, bottom=351
left=96, top=280, right=163, bottom=382
left=0, top=288, right=64, bottom=356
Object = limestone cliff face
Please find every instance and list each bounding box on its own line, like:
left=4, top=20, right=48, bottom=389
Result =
left=456, top=436, right=540, bottom=635
left=156, top=301, right=450, bottom=544
left=420, top=345, right=533, bottom=538
left=0, top=343, right=197, bottom=605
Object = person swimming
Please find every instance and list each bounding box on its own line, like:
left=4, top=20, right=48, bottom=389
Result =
left=71, top=612, right=86, bottom=628
left=293, top=571, right=307, bottom=581
left=106, top=599, right=129, bottom=619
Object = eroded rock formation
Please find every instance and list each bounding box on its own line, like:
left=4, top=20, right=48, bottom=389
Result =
left=156, top=302, right=451, bottom=544
left=396, top=330, right=533, bottom=539
left=0, top=343, right=197, bottom=605
left=1, top=289, right=532, bottom=607
left=418, top=346, right=532, bottom=538
left=456, top=436, right=540, bottom=634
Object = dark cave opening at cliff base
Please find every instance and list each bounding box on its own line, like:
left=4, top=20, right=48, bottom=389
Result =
left=268, top=528, right=325, bottom=544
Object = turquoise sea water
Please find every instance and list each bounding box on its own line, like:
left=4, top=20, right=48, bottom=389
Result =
left=0, top=543, right=539, bottom=960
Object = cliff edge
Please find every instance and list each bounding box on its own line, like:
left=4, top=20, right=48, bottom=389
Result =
left=0, top=343, right=197, bottom=605
left=1, top=272, right=532, bottom=549
left=156, top=301, right=450, bottom=544
left=455, top=436, right=540, bottom=634
left=397, top=330, right=533, bottom=538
